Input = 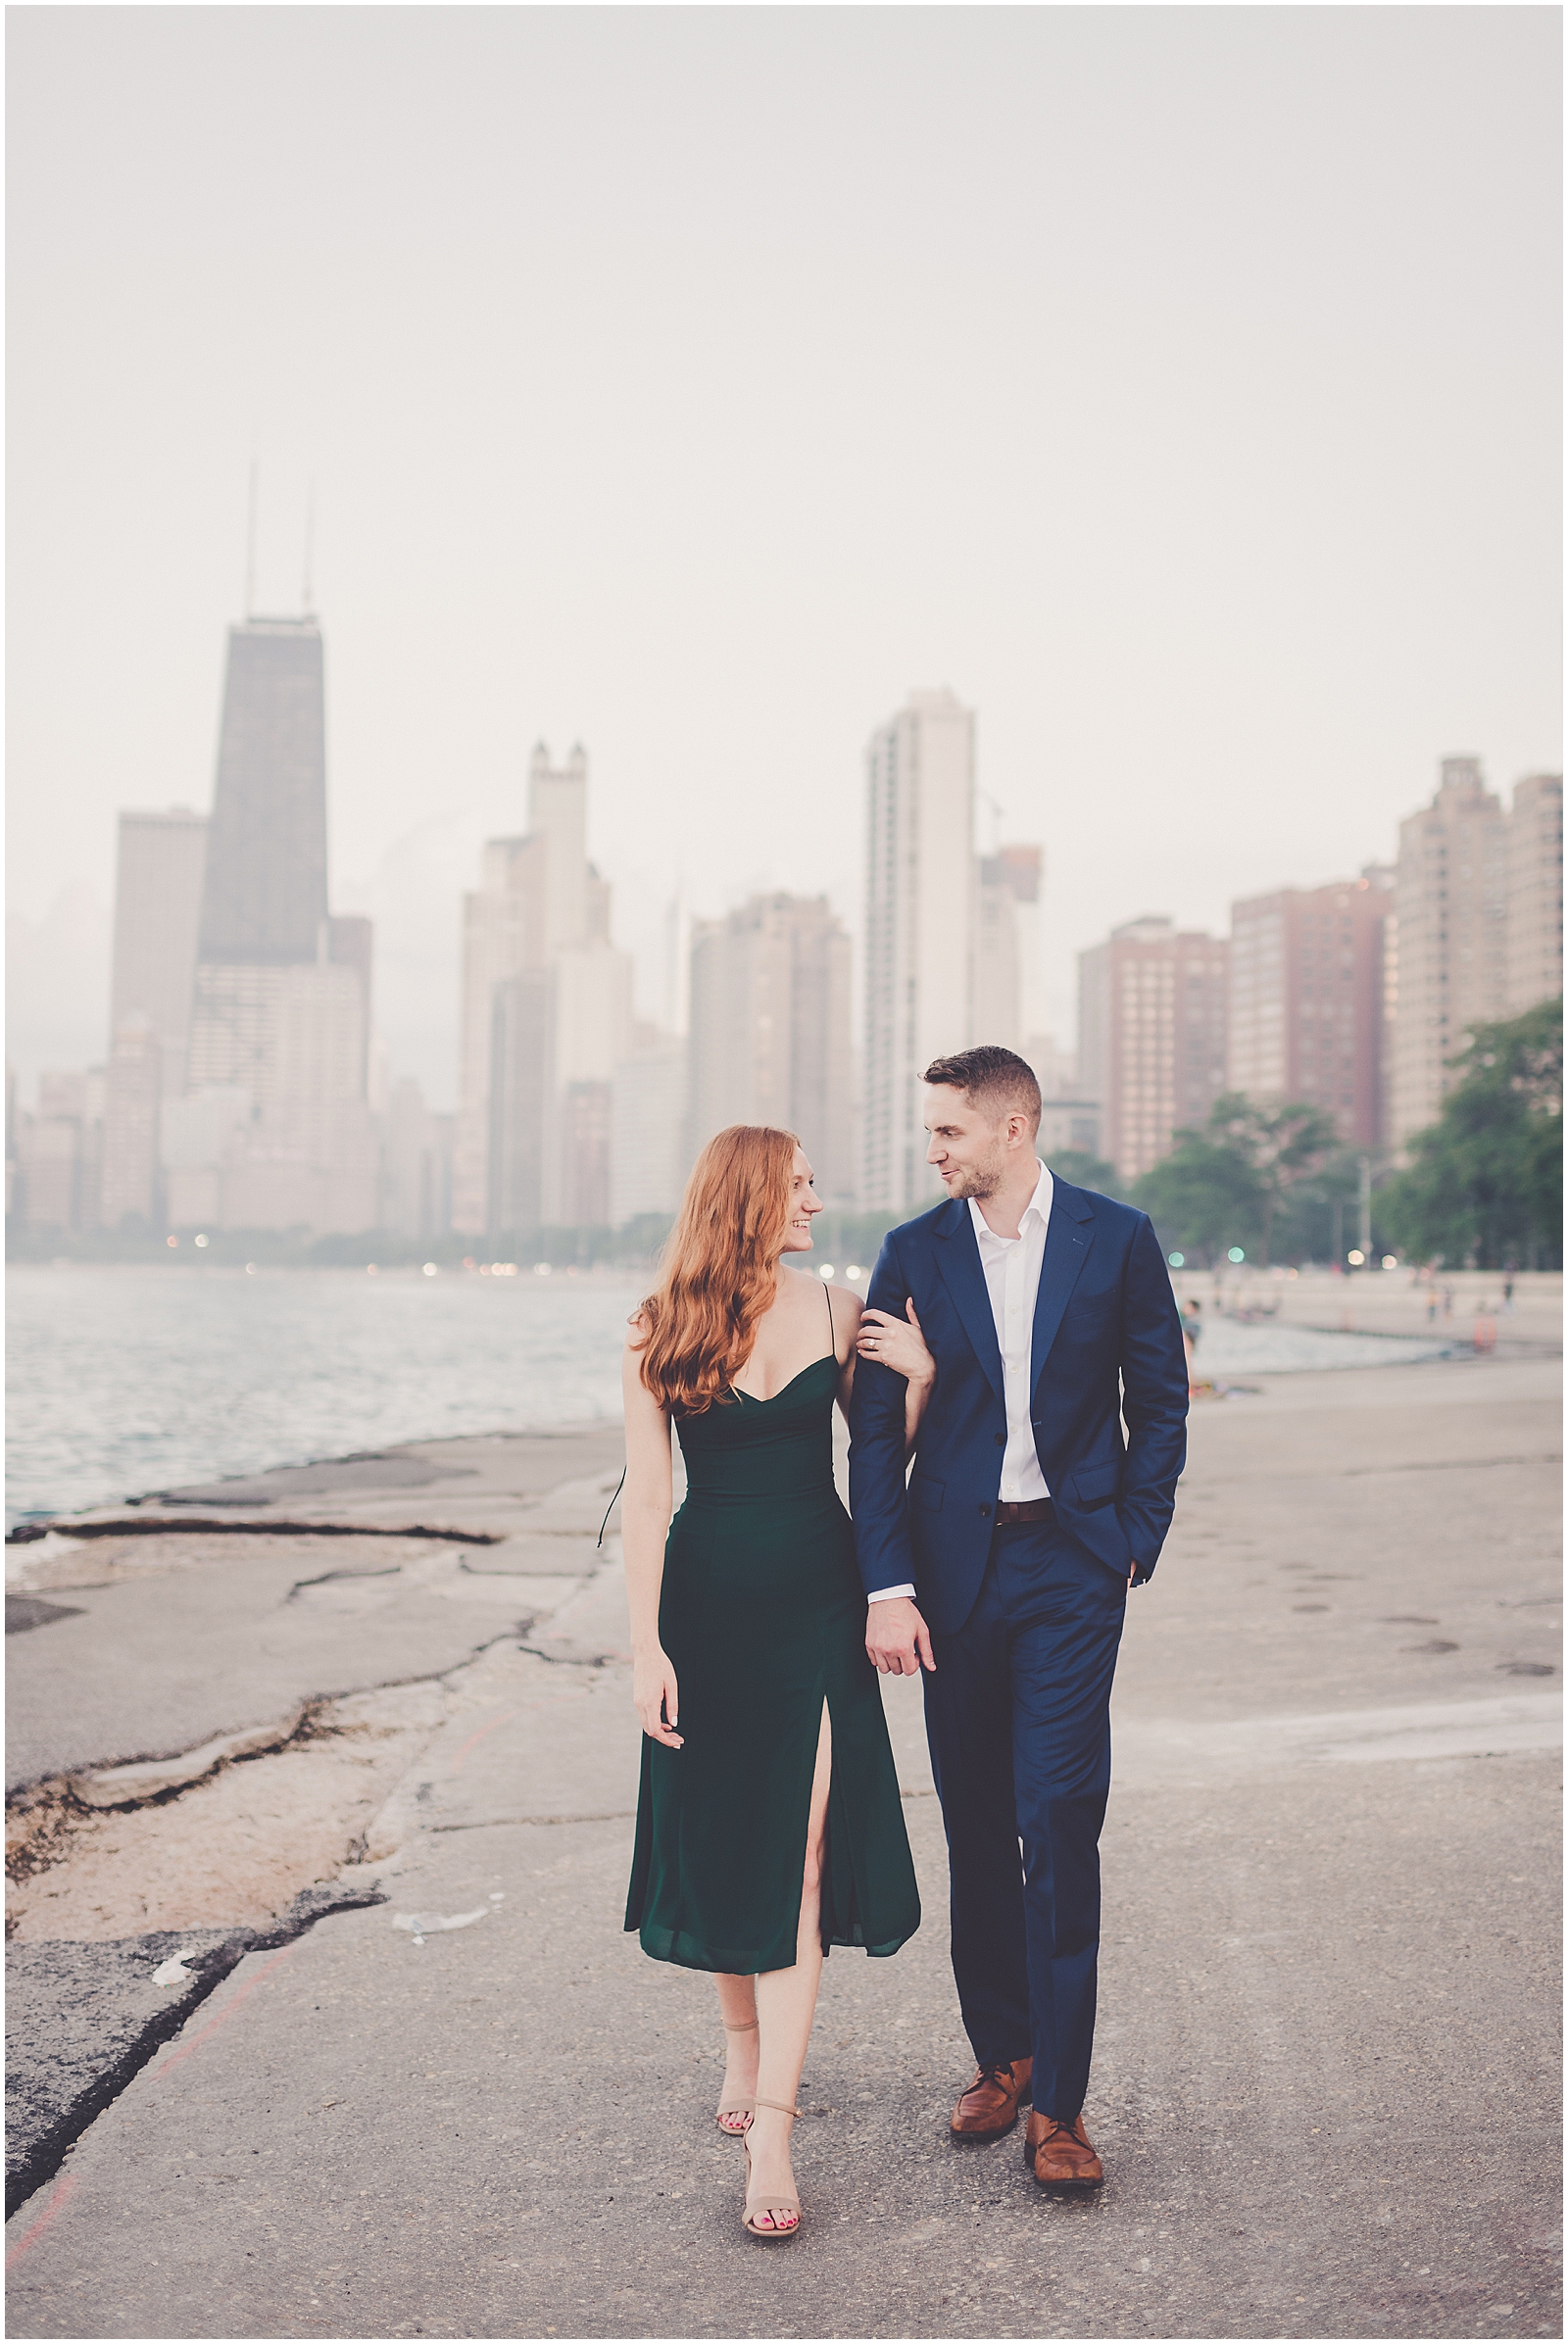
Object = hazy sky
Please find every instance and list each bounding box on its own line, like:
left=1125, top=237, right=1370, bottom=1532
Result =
left=7, top=5, right=1561, bottom=1106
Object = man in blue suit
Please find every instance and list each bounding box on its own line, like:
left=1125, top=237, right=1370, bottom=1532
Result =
left=850, top=1046, right=1188, bottom=2186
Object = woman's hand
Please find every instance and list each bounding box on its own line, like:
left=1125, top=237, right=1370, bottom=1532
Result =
left=633, top=1647, right=683, bottom=1748
left=857, top=1297, right=935, bottom=1389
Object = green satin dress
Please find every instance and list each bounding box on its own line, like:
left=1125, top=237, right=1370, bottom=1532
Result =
left=624, top=1334, right=920, bottom=1976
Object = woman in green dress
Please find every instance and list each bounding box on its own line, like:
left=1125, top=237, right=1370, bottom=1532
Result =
left=621, top=1124, right=930, bottom=2239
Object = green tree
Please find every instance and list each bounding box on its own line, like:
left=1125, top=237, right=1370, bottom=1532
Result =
left=1270, top=1146, right=1370, bottom=1266
left=1201, top=1094, right=1340, bottom=1265
left=1378, top=998, right=1562, bottom=1268
left=1049, top=1148, right=1122, bottom=1196
left=1133, top=1135, right=1263, bottom=1264
left=1132, top=1094, right=1337, bottom=1265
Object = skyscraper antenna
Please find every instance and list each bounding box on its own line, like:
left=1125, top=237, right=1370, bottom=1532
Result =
left=302, top=482, right=316, bottom=613
left=245, top=460, right=259, bottom=618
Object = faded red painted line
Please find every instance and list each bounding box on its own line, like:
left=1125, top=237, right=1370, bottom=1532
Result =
left=6, top=2174, right=78, bottom=2271
left=152, top=1942, right=299, bottom=2077
left=448, top=1709, right=514, bottom=1775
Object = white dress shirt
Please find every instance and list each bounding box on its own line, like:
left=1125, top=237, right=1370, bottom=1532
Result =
left=867, top=1160, right=1054, bottom=1604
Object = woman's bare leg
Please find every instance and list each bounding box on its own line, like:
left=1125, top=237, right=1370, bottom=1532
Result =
left=714, top=1973, right=760, bottom=2124
left=747, top=1704, right=832, bottom=2230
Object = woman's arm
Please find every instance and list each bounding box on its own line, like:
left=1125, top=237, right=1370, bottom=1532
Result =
left=620, top=1334, right=682, bottom=1749
left=831, top=1285, right=865, bottom=1424
left=856, top=1299, right=936, bottom=1458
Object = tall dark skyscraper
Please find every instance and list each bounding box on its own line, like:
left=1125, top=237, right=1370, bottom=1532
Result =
left=196, top=616, right=328, bottom=963
left=174, top=611, right=377, bottom=1234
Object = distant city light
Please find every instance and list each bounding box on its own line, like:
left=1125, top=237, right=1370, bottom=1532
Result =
left=818, top=1262, right=835, bottom=1279
left=534, top=1262, right=552, bottom=1276
left=1382, top=1254, right=1398, bottom=1269
left=422, top=1262, right=439, bottom=1277
left=1227, top=1246, right=1246, bottom=1263
left=367, top=1263, right=377, bottom=1275
left=1168, top=1251, right=1185, bottom=1268
left=846, top=1264, right=863, bottom=1281
left=166, top=1235, right=178, bottom=1247
left=245, top=1263, right=257, bottom=1275
left=1348, top=1248, right=1365, bottom=1266
left=194, top=1233, right=210, bottom=1248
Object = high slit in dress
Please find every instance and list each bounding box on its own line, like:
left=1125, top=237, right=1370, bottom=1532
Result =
left=624, top=1310, right=920, bottom=1976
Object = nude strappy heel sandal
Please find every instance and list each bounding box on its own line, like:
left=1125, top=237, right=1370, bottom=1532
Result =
left=717, top=2018, right=759, bottom=2136
left=742, top=2096, right=804, bottom=2239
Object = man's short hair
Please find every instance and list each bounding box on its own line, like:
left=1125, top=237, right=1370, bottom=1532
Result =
left=923, top=1045, right=1042, bottom=1135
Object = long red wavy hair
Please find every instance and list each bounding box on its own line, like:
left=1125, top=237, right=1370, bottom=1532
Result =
left=635, top=1125, right=800, bottom=1415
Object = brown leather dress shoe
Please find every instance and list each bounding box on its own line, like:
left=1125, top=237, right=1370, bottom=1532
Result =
left=1025, top=2110, right=1104, bottom=2186
left=950, top=2058, right=1033, bottom=2138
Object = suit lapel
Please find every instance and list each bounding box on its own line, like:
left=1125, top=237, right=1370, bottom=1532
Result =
left=1031, top=1180, right=1095, bottom=1394
left=933, top=1199, right=1004, bottom=1401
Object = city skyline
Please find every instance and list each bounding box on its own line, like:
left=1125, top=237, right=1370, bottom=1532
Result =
left=7, top=8, right=1560, bottom=1103
left=9, top=575, right=1561, bottom=1245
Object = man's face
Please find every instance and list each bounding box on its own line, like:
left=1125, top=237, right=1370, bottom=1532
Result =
left=923, top=1085, right=1013, bottom=1199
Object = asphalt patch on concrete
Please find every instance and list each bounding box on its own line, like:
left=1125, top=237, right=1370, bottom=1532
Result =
left=6, top=1597, right=85, bottom=1636
left=5, top=1880, right=385, bottom=2220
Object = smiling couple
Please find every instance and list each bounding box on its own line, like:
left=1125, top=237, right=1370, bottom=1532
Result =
left=619, top=1045, right=1189, bottom=2239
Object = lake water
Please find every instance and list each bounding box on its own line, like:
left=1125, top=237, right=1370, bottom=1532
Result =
left=5, top=1265, right=1451, bottom=1526
left=6, top=1264, right=646, bottom=1525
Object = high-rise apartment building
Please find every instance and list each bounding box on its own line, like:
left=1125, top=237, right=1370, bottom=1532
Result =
left=862, top=690, right=978, bottom=1213
left=1505, top=772, right=1564, bottom=1015
left=486, top=968, right=555, bottom=1237
left=454, top=743, right=633, bottom=1237
left=109, top=809, right=208, bottom=1098
left=686, top=891, right=855, bottom=1199
left=1386, top=760, right=1562, bottom=1146
left=611, top=1028, right=687, bottom=1229
left=380, top=1080, right=449, bottom=1239
left=11, top=1070, right=106, bottom=1232
left=1077, top=918, right=1230, bottom=1184
left=973, top=846, right=1043, bottom=1054
left=100, top=1016, right=163, bottom=1229
left=1390, top=759, right=1508, bottom=1145
left=1228, top=873, right=1392, bottom=1146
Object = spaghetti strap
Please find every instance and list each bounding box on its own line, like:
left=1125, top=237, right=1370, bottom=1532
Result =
left=823, top=1274, right=835, bottom=1357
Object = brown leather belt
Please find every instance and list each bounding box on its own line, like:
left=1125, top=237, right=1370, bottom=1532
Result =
left=995, top=1497, right=1054, bottom=1525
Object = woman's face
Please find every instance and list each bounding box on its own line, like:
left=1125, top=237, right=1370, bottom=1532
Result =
left=780, top=1147, right=823, bottom=1253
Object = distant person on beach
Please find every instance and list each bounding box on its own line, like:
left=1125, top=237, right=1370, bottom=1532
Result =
left=1180, top=1295, right=1203, bottom=1392
left=620, top=1125, right=925, bottom=2241
left=850, top=1048, right=1189, bottom=2190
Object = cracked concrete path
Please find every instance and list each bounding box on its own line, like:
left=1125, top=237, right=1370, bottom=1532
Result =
left=5, top=1443, right=634, bottom=1792
left=6, top=1352, right=1562, bottom=2338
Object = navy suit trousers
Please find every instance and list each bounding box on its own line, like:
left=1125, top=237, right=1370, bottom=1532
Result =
left=921, top=1516, right=1126, bottom=2122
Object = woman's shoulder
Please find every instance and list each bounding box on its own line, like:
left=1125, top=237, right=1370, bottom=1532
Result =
left=780, top=1264, right=861, bottom=1309
left=624, top=1304, right=653, bottom=1351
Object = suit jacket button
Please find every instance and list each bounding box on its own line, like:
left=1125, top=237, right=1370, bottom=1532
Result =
left=978, top=1502, right=990, bottom=1518
left=994, top=1432, right=1005, bottom=1446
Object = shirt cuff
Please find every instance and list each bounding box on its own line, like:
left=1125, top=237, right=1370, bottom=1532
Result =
left=866, top=1584, right=917, bottom=1603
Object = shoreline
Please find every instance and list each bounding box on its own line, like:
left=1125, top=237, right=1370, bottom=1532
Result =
left=6, top=1347, right=1560, bottom=2332
left=9, top=1264, right=1559, bottom=1531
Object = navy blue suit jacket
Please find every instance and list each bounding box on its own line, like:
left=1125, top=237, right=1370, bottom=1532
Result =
left=848, top=1179, right=1190, bottom=1635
